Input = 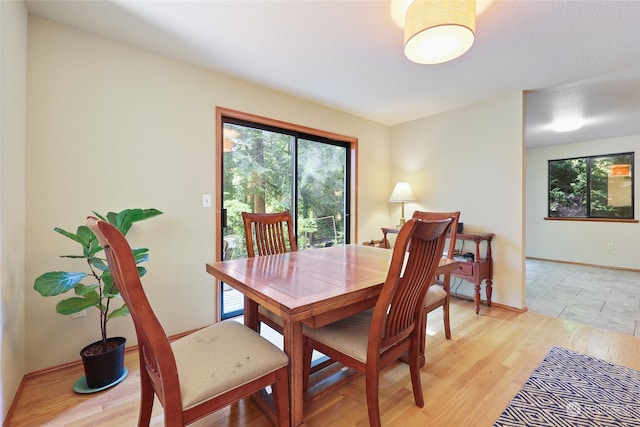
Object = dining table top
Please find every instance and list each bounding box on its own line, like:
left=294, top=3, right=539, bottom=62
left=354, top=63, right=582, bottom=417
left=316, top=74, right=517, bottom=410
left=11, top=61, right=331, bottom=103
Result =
left=207, top=244, right=399, bottom=324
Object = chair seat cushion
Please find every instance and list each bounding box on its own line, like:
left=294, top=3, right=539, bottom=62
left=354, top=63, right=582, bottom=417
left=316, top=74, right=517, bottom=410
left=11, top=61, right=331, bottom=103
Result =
left=303, top=309, right=374, bottom=364
left=171, top=320, right=288, bottom=410
left=425, top=285, right=447, bottom=307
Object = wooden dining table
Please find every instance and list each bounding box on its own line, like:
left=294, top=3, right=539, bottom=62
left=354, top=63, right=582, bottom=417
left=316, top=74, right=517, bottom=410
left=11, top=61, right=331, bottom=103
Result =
left=206, top=244, right=459, bottom=427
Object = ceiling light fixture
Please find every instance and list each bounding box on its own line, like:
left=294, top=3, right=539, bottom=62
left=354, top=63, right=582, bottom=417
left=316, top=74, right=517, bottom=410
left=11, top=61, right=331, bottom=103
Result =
left=404, top=0, right=476, bottom=65
left=551, top=117, right=584, bottom=132
left=391, top=0, right=494, bottom=28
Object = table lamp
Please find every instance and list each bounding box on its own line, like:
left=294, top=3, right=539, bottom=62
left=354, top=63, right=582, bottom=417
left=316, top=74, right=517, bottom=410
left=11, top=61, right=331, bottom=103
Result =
left=388, top=182, right=416, bottom=227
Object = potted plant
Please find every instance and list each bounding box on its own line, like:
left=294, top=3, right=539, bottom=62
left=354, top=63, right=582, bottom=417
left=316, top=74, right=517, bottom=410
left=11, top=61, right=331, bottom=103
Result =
left=34, top=208, right=162, bottom=391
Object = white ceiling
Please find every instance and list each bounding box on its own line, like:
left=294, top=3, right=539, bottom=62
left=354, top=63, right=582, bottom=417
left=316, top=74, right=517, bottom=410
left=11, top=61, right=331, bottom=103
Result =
left=24, top=0, right=640, bottom=148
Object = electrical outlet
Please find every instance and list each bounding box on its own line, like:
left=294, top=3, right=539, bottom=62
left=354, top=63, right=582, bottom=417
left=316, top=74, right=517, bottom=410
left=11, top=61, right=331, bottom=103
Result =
left=71, top=309, right=86, bottom=319
left=202, top=194, right=212, bottom=208
left=607, top=243, right=615, bottom=251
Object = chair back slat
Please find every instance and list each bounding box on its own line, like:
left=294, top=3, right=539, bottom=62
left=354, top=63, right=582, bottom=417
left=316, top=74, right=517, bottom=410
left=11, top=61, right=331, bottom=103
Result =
left=371, top=218, right=451, bottom=351
left=242, top=211, right=297, bottom=258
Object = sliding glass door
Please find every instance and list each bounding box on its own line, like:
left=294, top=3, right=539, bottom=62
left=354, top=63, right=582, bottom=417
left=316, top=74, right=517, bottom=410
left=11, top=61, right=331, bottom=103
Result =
left=219, top=114, right=351, bottom=319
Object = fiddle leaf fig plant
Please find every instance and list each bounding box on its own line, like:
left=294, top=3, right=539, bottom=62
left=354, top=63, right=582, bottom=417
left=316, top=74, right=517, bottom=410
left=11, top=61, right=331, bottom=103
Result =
left=34, top=208, right=163, bottom=349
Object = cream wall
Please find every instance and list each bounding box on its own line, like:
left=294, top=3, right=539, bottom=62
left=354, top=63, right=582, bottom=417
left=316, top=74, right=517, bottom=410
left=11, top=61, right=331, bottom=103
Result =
left=25, top=16, right=390, bottom=372
left=526, top=134, right=640, bottom=269
left=390, top=93, right=526, bottom=310
left=1, top=0, right=28, bottom=420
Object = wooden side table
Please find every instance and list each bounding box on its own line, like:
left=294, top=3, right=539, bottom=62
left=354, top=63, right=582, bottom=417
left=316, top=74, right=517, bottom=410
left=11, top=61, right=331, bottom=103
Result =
left=453, top=232, right=494, bottom=314
left=380, top=227, right=495, bottom=314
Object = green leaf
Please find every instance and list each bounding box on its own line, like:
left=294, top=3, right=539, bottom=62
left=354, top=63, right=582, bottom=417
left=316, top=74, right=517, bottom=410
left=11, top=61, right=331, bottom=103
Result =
left=133, top=248, right=149, bottom=264
left=34, top=271, right=87, bottom=296
left=106, top=208, right=163, bottom=235
left=74, top=283, right=98, bottom=296
left=103, top=290, right=119, bottom=298
left=76, top=226, right=95, bottom=247
left=55, top=293, right=100, bottom=314
left=137, top=266, right=147, bottom=277
left=53, top=227, right=85, bottom=246
left=115, top=209, right=143, bottom=234
left=83, top=228, right=103, bottom=258
left=102, top=270, right=113, bottom=284
left=73, top=225, right=103, bottom=258
left=89, top=256, right=109, bottom=272
left=102, top=272, right=120, bottom=297
left=108, top=304, right=129, bottom=318
left=105, top=211, right=119, bottom=227
left=132, top=247, right=149, bottom=255
left=135, top=253, right=150, bottom=264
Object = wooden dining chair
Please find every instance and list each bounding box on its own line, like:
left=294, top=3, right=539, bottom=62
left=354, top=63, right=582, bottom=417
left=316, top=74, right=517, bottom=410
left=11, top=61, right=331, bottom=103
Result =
left=242, top=211, right=297, bottom=333
left=87, top=217, right=290, bottom=427
left=302, top=217, right=452, bottom=427
left=411, top=210, right=460, bottom=341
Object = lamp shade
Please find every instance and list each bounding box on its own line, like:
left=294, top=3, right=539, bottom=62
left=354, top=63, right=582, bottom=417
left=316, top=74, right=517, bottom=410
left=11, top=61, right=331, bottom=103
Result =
left=404, top=0, right=476, bottom=65
left=389, top=182, right=416, bottom=202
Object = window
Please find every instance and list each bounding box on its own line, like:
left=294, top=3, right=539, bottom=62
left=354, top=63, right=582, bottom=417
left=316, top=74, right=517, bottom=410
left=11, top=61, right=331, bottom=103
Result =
left=220, top=120, right=351, bottom=250
left=548, top=152, right=634, bottom=219
left=216, top=107, right=357, bottom=319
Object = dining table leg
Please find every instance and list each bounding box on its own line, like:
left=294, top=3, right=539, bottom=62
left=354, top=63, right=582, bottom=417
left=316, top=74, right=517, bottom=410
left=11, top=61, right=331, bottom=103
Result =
left=244, top=296, right=259, bottom=331
left=282, top=319, right=304, bottom=427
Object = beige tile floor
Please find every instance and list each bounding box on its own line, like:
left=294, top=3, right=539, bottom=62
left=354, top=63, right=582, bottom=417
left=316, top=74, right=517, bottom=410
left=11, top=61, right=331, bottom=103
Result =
left=526, top=258, right=640, bottom=337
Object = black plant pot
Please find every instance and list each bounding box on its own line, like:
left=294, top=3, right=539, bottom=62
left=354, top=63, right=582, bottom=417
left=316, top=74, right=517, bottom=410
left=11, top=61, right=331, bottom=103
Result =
left=80, top=337, right=126, bottom=389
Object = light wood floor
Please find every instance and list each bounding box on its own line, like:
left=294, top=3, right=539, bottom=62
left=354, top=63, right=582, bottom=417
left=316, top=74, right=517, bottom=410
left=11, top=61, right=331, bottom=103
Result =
left=8, top=299, right=640, bottom=427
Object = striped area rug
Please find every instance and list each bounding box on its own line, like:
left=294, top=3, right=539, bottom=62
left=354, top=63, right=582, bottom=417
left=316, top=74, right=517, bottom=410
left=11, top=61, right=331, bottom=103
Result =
left=494, top=346, right=640, bottom=426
